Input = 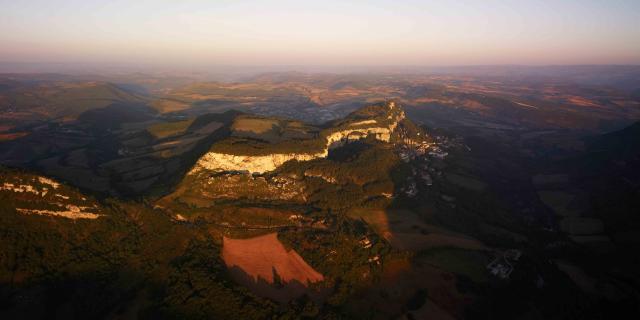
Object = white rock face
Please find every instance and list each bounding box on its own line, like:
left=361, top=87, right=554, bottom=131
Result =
left=190, top=103, right=405, bottom=174
left=16, top=206, right=101, bottom=220
left=349, top=119, right=377, bottom=126
left=194, top=151, right=328, bottom=174
left=1, top=174, right=102, bottom=220
left=326, top=126, right=393, bottom=149
left=38, top=177, right=60, bottom=189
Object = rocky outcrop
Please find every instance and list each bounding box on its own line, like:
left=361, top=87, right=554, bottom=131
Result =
left=193, top=151, right=328, bottom=174
left=190, top=102, right=405, bottom=174
left=326, top=126, right=394, bottom=149
left=191, top=171, right=306, bottom=202
left=0, top=170, right=102, bottom=220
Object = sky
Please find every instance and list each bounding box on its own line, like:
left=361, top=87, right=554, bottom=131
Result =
left=1, top=0, right=639, bottom=69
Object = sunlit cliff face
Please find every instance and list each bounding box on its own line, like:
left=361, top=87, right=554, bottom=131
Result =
left=189, top=102, right=405, bottom=174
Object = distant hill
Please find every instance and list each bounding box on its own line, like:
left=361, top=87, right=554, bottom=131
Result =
left=0, top=81, right=149, bottom=130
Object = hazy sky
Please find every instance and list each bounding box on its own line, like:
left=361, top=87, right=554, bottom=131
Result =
left=1, top=0, right=639, bottom=68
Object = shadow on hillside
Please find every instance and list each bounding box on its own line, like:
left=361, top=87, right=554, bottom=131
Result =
left=226, top=265, right=328, bottom=304
left=0, top=109, right=243, bottom=199
left=0, top=268, right=151, bottom=320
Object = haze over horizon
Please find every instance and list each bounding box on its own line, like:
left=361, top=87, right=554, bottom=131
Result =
left=1, top=0, right=640, bottom=71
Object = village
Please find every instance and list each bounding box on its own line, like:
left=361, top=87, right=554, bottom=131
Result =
left=487, top=249, right=523, bottom=279
left=396, top=130, right=465, bottom=198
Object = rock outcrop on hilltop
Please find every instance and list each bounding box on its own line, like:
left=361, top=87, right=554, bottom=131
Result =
left=0, top=168, right=103, bottom=219
left=193, top=151, right=327, bottom=175
left=189, top=101, right=405, bottom=174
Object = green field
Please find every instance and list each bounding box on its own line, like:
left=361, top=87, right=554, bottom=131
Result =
left=146, top=119, right=194, bottom=139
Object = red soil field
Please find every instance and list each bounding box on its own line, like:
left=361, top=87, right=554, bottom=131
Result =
left=222, top=233, right=323, bottom=285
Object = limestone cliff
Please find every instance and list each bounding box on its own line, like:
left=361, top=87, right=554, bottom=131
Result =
left=193, top=151, right=328, bottom=174
left=190, top=102, right=405, bottom=174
